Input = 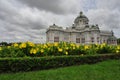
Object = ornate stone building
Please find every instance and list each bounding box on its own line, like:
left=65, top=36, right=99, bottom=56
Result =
left=46, top=12, right=117, bottom=45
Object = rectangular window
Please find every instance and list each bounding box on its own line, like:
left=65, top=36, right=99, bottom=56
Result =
left=54, top=37, right=59, bottom=42
left=97, top=37, right=99, bottom=43
left=76, top=38, right=80, bottom=43
left=81, top=38, right=85, bottom=43
left=91, top=37, right=94, bottom=43
left=103, top=40, right=106, bottom=43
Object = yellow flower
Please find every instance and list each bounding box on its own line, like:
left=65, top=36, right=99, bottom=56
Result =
left=65, top=52, right=68, bottom=55
left=58, top=48, right=63, bottom=52
left=7, top=46, right=11, bottom=49
left=30, top=48, right=33, bottom=54
left=43, top=44, right=47, bottom=48
left=33, top=49, right=37, bottom=54
left=54, top=42, right=58, bottom=46
left=19, top=43, right=26, bottom=49
left=65, top=47, right=69, bottom=50
left=36, top=48, right=39, bottom=51
left=117, top=46, right=120, bottom=50
left=13, top=43, right=18, bottom=47
left=30, top=48, right=37, bottom=54
left=0, top=47, right=2, bottom=51
left=101, top=43, right=106, bottom=48
left=84, top=45, right=89, bottom=49
left=27, top=41, right=35, bottom=47
left=102, top=43, right=106, bottom=46
left=116, top=50, right=119, bottom=53
left=40, top=49, right=44, bottom=53
left=76, top=45, right=80, bottom=48
left=47, top=43, right=51, bottom=47
left=47, top=48, right=50, bottom=50
left=73, top=47, right=75, bottom=50
left=70, top=43, right=75, bottom=47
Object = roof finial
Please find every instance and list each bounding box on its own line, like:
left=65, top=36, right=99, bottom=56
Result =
left=80, top=11, right=83, bottom=16
left=53, top=23, right=55, bottom=26
left=111, top=30, right=114, bottom=36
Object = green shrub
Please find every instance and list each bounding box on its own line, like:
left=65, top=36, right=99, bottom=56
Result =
left=0, top=54, right=120, bottom=73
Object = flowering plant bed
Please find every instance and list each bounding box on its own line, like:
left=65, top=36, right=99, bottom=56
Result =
left=0, top=42, right=120, bottom=57
left=0, top=42, right=120, bottom=73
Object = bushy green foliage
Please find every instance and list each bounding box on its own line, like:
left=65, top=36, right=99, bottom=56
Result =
left=0, top=54, right=120, bottom=73
left=0, top=46, right=26, bottom=57
left=1, top=60, right=120, bottom=80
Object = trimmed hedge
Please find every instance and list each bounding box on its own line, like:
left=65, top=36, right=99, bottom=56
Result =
left=0, top=54, right=120, bottom=73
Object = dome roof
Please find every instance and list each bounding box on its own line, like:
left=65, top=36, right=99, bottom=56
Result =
left=74, top=11, right=89, bottom=23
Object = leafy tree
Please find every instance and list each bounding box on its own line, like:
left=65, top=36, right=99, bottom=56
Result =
left=117, top=38, right=120, bottom=44
left=0, top=42, right=8, bottom=46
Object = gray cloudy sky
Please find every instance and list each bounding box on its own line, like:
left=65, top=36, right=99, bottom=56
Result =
left=0, top=0, right=120, bottom=43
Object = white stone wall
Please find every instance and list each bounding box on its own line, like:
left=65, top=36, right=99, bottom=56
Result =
left=46, top=29, right=116, bottom=45
left=64, top=33, right=69, bottom=42
left=49, top=31, right=54, bottom=43
left=84, top=32, right=90, bottom=44
left=46, top=27, right=116, bottom=45
left=100, top=35, right=109, bottom=43
left=71, top=33, right=76, bottom=43
left=94, top=31, right=100, bottom=44
left=59, top=31, right=64, bottom=42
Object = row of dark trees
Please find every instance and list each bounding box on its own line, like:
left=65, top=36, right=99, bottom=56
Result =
left=0, top=42, right=22, bottom=46
left=0, top=42, right=12, bottom=46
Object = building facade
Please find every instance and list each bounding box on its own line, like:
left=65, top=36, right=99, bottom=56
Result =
left=46, top=12, right=117, bottom=45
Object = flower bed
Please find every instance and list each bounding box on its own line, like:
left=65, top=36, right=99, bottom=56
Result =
left=0, top=42, right=120, bottom=57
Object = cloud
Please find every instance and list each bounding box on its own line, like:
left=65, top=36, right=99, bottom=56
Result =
left=0, top=0, right=75, bottom=43
left=97, top=0, right=120, bottom=10
left=85, top=0, right=120, bottom=37
left=87, top=9, right=120, bottom=28
left=0, top=0, right=120, bottom=43
left=19, top=0, right=83, bottom=14
left=0, top=0, right=44, bottom=42
left=19, top=0, right=63, bottom=14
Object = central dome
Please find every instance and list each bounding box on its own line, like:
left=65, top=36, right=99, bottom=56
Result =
left=74, top=11, right=89, bottom=25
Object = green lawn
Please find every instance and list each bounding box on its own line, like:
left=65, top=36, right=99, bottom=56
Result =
left=0, top=59, right=120, bottom=80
